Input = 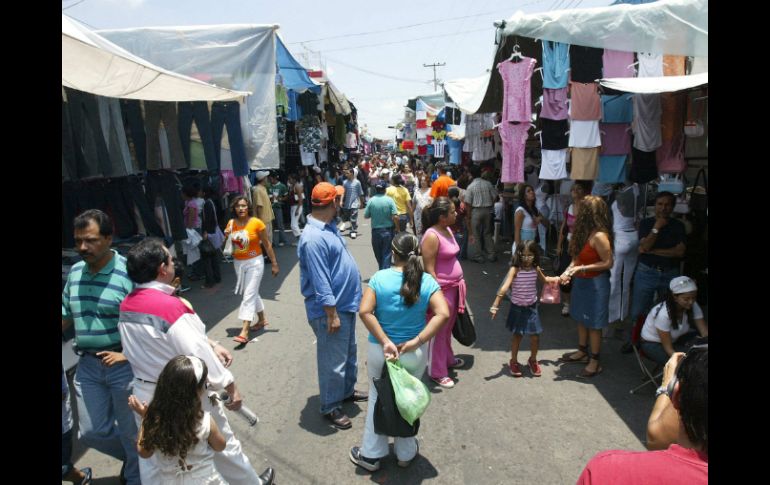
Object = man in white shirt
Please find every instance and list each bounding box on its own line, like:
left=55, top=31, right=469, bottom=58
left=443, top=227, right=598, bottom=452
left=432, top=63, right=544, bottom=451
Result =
left=119, top=238, right=275, bottom=485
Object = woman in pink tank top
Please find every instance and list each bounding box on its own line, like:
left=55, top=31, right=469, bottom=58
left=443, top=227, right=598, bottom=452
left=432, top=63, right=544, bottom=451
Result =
left=420, top=197, right=465, bottom=388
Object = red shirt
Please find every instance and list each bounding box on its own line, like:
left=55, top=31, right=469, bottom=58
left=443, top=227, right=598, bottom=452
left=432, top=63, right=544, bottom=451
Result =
left=576, top=445, right=708, bottom=485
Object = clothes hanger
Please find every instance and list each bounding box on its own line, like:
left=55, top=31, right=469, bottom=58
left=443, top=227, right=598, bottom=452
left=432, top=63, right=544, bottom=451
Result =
left=509, top=37, right=523, bottom=63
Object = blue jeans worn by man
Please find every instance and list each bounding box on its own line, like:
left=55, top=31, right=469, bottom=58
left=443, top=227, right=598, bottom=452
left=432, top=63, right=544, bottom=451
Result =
left=273, top=204, right=289, bottom=245
left=308, top=312, right=359, bottom=414
left=372, top=227, right=394, bottom=270
left=629, top=263, right=680, bottom=325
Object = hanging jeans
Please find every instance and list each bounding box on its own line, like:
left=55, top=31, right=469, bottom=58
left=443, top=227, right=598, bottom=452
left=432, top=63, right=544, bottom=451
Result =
left=211, top=101, right=249, bottom=176
left=64, top=87, right=112, bottom=178
left=608, top=230, right=639, bottom=323
left=145, top=171, right=188, bottom=241
left=104, top=177, right=165, bottom=239
left=178, top=101, right=218, bottom=171
left=144, top=101, right=187, bottom=170
left=62, top=182, right=80, bottom=247
left=120, top=99, right=148, bottom=171
left=97, top=97, right=134, bottom=177
left=62, top=98, right=79, bottom=181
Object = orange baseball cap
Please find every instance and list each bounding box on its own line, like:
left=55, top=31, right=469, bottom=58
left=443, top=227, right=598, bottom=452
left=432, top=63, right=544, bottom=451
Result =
left=311, top=182, right=337, bottom=206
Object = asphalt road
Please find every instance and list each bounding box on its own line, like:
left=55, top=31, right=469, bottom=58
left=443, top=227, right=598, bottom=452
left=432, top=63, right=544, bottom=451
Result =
left=66, top=216, right=653, bottom=484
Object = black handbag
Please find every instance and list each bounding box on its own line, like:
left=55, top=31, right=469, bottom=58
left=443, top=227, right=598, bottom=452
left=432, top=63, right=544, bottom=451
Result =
left=452, top=301, right=476, bottom=346
left=198, top=238, right=216, bottom=257
left=372, top=362, right=420, bottom=437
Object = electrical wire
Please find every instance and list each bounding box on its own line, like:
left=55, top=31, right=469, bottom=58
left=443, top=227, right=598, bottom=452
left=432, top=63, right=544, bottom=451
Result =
left=322, top=56, right=429, bottom=84
left=317, top=27, right=490, bottom=53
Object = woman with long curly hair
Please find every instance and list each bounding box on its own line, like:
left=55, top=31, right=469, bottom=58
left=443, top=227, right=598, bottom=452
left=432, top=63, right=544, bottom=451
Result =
left=558, top=195, right=614, bottom=378
left=128, top=355, right=227, bottom=484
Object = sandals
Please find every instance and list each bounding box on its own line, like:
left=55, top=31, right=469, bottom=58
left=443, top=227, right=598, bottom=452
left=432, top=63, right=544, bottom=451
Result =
left=559, top=347, right=590, bottom=364
left=233, top=335, right=249, bottom=344
left=249, top=321, right=268, bottom=332
left=577, top=366, right=604, bottom=378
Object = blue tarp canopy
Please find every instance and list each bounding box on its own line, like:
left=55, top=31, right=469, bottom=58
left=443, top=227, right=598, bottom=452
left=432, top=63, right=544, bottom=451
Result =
left=276, top=35, right=320, bottom=93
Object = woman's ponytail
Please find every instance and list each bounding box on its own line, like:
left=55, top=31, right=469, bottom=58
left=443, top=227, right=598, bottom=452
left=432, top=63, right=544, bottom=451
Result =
left=392, top=232, right=423, bottom=306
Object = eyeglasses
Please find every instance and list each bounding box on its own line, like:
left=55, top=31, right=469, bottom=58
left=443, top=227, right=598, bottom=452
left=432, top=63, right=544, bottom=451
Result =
left=666, top=343, right=707, bottom=397
left=520, top=254, right=535, bottom=260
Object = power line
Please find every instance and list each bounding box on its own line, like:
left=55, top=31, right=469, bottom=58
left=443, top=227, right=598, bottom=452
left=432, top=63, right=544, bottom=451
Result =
left=287, top=1, right=549, bottom=45
left=323, top=55, right=429, bottom=84
left=316, top=27, right=490, bottom=53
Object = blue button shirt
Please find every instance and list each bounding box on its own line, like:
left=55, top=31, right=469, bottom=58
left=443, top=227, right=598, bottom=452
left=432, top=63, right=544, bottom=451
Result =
left=298, top=215, right=362, bottom=320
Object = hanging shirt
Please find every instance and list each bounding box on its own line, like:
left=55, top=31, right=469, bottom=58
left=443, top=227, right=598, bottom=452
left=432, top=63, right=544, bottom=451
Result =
left=629, top=147, right=658, bottom=184
left=541, top=88, right=569, bottom=120
left=569, top=82, right=602, bottom=121
left=541, top=118, right=569, bottom=150
left=300, top=146, right=316, bottom=166
left=447, top=138, right=463, bottom=165
left=433, top=139, right=447, bottom=158
left=542, top=40, right=571, bottom=89
left=602, top=50, right=636, bottom=78
left=499, top=122, right=529, bottom=183
left=598, top=155, right=628, bottom=184
left=570, top=46, right=604, bottom=83
left=539, top=149, right=569, bottom=180
left=570, top=147, right=600, bottom=180
left=601, top=94, right=634, bottom=124
left=632, top=94, right=663, bottom=151
left=497, top=57, right=538, bottom=123
left=600, top=124, right=632, bottom=155
left=637, top=52, right=664, bottom=77
left=568, top=120, right=601, bottom=148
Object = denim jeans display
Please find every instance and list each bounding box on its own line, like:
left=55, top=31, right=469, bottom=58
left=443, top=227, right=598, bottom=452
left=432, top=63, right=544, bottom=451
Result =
left=145, top=171, right=188, bottom=241
left=211, top=101, right=249, bottom=176
left=97, top=97, right=134, bottom=177
left=62, top=98, right=79, bottom=181
left=144, top=101, right=187, bottom=170
left=64, top=87, right=113, bottom=178
left=178, top=101, right=218, bottom=171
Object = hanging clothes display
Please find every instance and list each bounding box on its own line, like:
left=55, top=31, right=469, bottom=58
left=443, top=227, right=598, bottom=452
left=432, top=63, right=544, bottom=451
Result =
left=602, top=50, right=636, bottom=78
left=541, top=88, right=569, bottom=120
left=629, top=147, right=658, bottom=183
left=570, top=147, right=600, bottom=180
left=637, top=52, right=663, bottom=78
left=660, top=93, right=686, bottom=141
left=539, top=149, right=569, bottom=180
left=568, top=120, right=601, bottom=148
left=600, top=124, right=632, bottom=155
left=286, top=90, right=300, bottom=121
left=300, top=145, right=316, bottom=166
left=542, top=40, right=570, bottom=89
left=447, top=137, right=463, bottom=165
left=598, top=155, right=628, bottom=183
left=499, top=122, right=529, bottom=183
left=569, top=82, right=601, bottom=121
left=297, top=91, right=320, bottom=116
left=497, top=56, right=537, bottom=123
left=297, top=115, right=322, bottom=152
left=569, top=45, right=603, bottom=83
left=541, top=118, right=569, bottom=150
left=601, top=94, right=634, bottom=124
left=632, top=94, right=662, bottom=151
left=432, top=139, right=446, bottom=158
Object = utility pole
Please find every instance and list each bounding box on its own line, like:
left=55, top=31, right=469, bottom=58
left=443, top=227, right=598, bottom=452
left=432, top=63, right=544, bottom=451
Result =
left=423, top=62, right=446, bottom=91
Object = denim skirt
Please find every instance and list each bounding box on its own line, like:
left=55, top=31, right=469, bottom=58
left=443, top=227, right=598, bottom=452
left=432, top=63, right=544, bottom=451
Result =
left=569, top=272, right=610, bottom=329
left=505, top=302, right=543, bottom=335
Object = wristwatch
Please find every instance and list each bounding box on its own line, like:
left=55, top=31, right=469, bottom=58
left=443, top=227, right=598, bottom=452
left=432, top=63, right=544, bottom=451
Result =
left=655, top=385, right=668, bottom=397
left=651, top=228, right=660, bottom=235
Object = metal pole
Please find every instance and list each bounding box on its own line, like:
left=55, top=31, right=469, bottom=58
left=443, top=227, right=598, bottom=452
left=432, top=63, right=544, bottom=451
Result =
left=423, top=62, right=446, bottom=91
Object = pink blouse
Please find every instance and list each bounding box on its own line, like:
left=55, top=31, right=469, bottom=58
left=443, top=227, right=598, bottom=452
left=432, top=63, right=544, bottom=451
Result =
left=422, top=227, right=463, bottom=284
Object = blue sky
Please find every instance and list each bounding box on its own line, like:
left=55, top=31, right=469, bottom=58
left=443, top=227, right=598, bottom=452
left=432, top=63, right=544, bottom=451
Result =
left=63, top=0, right=613, bottom=139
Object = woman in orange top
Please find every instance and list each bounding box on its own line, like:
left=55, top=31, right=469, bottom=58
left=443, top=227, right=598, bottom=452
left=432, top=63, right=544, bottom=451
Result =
left=558, top=195, right=613, bottom=377
left=225, top=196, right=280, bottom=344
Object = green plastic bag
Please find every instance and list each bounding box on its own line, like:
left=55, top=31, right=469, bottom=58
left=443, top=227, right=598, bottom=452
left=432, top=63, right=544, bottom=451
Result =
left=386, top=359, right=431, bottom=426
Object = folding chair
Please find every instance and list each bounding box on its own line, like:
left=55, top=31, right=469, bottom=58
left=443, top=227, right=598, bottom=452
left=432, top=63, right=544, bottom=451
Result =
left=629, top=313, right=663, bottom=394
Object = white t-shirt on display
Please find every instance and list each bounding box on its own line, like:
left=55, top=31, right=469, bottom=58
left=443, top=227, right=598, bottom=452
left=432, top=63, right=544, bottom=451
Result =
left=539, top=149, right=569, bottom=180
left=568, top=120, right=601, bottom=148
left=641, top=301, right=704, bottom=343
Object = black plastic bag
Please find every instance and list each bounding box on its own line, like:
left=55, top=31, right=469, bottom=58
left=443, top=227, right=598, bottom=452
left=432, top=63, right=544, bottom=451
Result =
left=373, top=361, right=420, bottom=437
left=452, top=301, right=476, bottom=346
left=198, top=238, right=216, bottom=257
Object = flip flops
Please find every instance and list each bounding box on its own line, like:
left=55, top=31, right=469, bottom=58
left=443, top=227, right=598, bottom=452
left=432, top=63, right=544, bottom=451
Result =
left=233, top=335, right=249, bottom=344
left=249, top=321, right=268, bottom=332
left=559, top=350, right=590, bottom=364
left=577, top=366, right=603, bottom=378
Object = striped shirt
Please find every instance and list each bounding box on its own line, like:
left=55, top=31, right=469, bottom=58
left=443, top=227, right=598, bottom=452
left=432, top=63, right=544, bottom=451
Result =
left=464, top=178, right=498, bottom=208
left=343, top=178, right=364, bottom=209
left=510, top=268, right=538, bottom=306
left=62, top=250, right=134, bottom=351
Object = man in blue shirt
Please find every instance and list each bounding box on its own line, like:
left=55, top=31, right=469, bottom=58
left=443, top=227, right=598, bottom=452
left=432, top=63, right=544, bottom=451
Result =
left=364, top=179, right=400, bottom=270
left=298, top=182, right=366, bottom=430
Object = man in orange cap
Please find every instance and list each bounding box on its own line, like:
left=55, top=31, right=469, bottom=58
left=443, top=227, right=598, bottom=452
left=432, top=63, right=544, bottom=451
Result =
left=298, top=182, right=367, bottom=430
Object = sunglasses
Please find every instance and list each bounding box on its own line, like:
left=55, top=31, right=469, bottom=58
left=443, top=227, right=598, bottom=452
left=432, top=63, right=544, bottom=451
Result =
left=666, top=343, right=708, bottom=397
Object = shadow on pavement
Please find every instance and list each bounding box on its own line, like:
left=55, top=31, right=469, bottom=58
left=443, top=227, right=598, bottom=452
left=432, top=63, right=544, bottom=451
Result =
left=352, top=443, right=439, bottom=484
left=298, top=395, right=363, bottom=437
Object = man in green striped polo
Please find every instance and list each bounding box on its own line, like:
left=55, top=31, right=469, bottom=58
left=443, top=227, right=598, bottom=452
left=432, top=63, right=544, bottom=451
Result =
left=62, top=209, right=140, bottom=485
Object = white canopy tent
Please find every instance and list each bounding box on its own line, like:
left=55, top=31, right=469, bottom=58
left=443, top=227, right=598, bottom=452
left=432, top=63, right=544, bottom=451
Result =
left=599, top=72, right=708, bottom=94
left=62, top=15, right=249, bottom=102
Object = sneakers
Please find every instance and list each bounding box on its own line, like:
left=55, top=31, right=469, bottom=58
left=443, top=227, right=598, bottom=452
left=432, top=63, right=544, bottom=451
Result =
left=351, top=231, right=357, bottom=239
left=449, top=357, right=465, bottom=369
left=397, top=440, right=419, bottom=468
left=561, top=303, right=570, bottom=317
left=277, top=242, right=286, bottom=247
left=528, top=358, right=542, bottom=377
left=510, top=360, right=523, bottom=377
left=349, top=446, right=381, bottom=472
left=431, top=376, right=455, bottom=388
left=75, top=467, right=92, bottom=485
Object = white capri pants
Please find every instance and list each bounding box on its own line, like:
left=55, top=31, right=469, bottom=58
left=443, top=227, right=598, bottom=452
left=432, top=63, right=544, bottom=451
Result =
left=234, top=256, right=265, bottom=322
left=361, top=341, right=428, bottom=461
left=290, top=206, right=302, bottom=237
left=609, top=230, right=639, bottom=323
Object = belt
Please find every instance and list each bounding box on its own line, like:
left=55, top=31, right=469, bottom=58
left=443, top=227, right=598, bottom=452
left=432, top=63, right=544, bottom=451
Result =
left=135, top=377, right=157, bottom=384
left=75, top=346, right=122, bottom=357
left=639, top=262, right=676, bottom=273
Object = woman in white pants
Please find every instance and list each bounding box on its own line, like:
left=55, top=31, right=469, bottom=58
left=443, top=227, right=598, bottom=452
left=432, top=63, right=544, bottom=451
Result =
left=225, top=196, right=279, bottom=344
left=350, top=232, right=449, bottom=472
left=608, top=185, right=641, bottom=326
left=288, top=174, right=304, bottom=240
